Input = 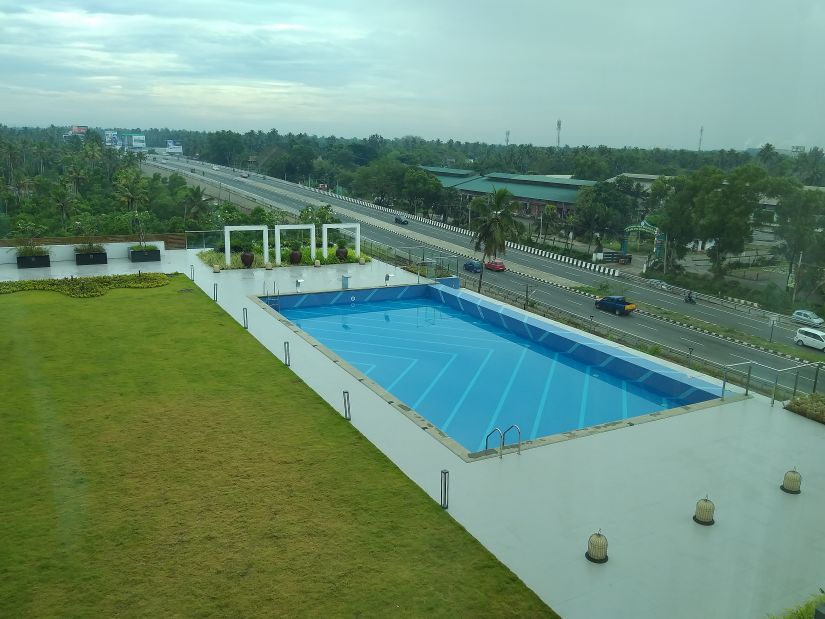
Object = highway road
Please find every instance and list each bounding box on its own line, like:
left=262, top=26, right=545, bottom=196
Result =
left=149, top=157, right=824, bottom=396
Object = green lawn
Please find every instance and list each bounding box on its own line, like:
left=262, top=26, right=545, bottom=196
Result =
left=0, top=275, right=556, bottom=618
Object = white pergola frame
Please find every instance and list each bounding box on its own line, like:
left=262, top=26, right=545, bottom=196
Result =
left=273, top=224, right=316, bottom=265
left=322, top=223, right=361, bottom=258
left=224, top=225, right=268, bottom=266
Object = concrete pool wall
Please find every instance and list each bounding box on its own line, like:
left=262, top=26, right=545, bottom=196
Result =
left=262, top=282, right=726, bottom=460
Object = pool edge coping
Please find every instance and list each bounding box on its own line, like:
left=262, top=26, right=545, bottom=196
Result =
left=250, top=294, right=750, bottom=463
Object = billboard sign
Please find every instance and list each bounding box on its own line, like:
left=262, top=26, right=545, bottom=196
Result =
left=130, top=135, right=146, bottom=149
left=70, top=125, right=88, bottom=135
left=104, top=130, right=120, bottom=147
left=165, top=139, right=183, bottom=154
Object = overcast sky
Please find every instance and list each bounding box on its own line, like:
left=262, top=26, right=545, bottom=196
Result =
left=1, top=1, right=823, bottom=149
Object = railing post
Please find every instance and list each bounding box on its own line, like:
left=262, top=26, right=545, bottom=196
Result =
left=745, top=364, right=752, bottom=395
left=284, top=341, right=291, bottom=367
left=342, top=390, right=351, bottom=421
left=190, top=264, right=194, bottom=280
left=814, top=364, right=821, bottom=394
left=213, top=282, right=218, bottom=301
left=688, top=347, right=694, bottom=369
left=771, top=372, right=780, bottom=407
left=721, top=367, right=728, bottom=400
left=242, top=307, right=248, bottom=329
left=440, top=469, right=449, bottom=509
left=792, top=369, right=801, bottom=399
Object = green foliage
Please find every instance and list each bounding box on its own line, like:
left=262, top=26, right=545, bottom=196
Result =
left=197, top=247, right=369, bottom=269
left=0, top=273, right=169, bottom=298
left=130, top=244, right=158, bottom=251
left=15, top=245, right=49, bottom=257
left=785, top=394, right=825, bottom=426
left=74, top=243, right=105, bottom=253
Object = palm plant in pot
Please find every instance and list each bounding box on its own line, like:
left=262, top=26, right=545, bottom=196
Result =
left=335, top=240, right=348, bottom=261
left=240, top=247, right=254, bottom=268
left=14, top=221, right=51, bottom=269
left=289, top=242, right=302, bottom=265
left=73, top=218, right=107, bottom=265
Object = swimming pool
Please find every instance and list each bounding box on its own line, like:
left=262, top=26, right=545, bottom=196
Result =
left=267, top=284, right=721, bottom=457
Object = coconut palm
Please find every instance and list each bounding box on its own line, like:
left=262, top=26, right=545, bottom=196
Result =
left=183, top=185, right=207, bottom=229
left=471, top=188, right=519, bottom=293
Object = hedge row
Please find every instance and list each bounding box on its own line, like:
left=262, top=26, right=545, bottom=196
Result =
left=0, top=273, right=170, bottom=298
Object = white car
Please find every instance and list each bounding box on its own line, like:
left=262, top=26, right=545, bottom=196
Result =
left=647, top=279, right=671, bottom=291
left=211, top=165, right=219, bottom=171
left=792, top=310, right=824, bottom=327
left=795, top=327, right=825, bottom=351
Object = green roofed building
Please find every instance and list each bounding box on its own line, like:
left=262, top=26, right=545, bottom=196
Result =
left=421, top=166, right=596, bottom=217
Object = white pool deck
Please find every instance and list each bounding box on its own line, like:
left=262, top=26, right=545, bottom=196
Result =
left=4, top=250, right=825, bottom=619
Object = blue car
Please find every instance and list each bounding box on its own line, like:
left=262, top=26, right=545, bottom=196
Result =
left=464, top=259, right=482, bottom=273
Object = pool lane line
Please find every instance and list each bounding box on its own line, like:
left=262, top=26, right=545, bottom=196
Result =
left=480, top=346, right=530, bottom=451
left=577, top=367, right=592, bottom=429
left=530, top=352, right=559, bottom=440
left=412, top=353, right=459, bottom=410
left=622, top=380, right=628, bottom=419
left=386, top=358, right=420, bottom=391
left=441, top=348, right=496, bottom=432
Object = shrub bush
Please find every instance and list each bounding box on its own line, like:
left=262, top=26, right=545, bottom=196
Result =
left=785, top=393, right=825, bottom=425
left=0, top=273, right=170, bottom=298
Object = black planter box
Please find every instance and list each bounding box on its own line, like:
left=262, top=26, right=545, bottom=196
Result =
left=75, top=252, right=108, bottom=265
left=16, top=255, right=51, bottom=269
left=129, top=249, right=161, bottom=262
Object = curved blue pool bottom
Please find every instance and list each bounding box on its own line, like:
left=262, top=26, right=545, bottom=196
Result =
left=275, top=285, right=720, bottom=454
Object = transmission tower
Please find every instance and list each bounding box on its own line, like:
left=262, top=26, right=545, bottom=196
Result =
left=698, top=126, right=704, bottom=152
left=556, top=119, right=561, bottom=148
left=505, top=130, right=510, bottom=147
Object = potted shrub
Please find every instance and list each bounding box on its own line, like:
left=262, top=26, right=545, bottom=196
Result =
left=289, top=242, right=302, bottom=265
left=128, top=210, right=161, bottom=262
left=14, top=221, right=50, bottom=269
left=73, top=220, right=107, bottom=265
left=335, top=241, right=348, bottom=261
left=129, top=243, right=161, bottom=262
left=75, top=242, right=107, bottom=265
left=240, top=247, right=254, bottom=268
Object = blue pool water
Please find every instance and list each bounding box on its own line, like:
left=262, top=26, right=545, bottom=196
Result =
left=273, top=284, right=719, bottom=453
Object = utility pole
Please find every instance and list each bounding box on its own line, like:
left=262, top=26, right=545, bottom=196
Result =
left=556, top=119, right=561, bottom=148
left=505, top=130, right=510, bottom=147
left=698, top=126, right=704, bottom=152
left=792, top=251, right=803, bottom=303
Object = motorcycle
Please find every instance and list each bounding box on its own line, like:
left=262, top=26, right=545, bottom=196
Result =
left=684, top=294, right=696, bottom=304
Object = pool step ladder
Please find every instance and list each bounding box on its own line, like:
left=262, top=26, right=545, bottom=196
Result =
left=485, top=424, right=522, bottom=459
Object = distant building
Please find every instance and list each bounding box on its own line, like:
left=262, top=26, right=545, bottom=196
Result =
left=121, top=133, right=147, bottom=151
left=62, top=125, right=88, bottom=141
left=420, top=166, right=596, bottom=217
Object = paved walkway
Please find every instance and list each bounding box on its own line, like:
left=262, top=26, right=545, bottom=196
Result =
left=4, top=249, right=824, bottom=619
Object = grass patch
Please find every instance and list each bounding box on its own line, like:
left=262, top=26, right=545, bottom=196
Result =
left=0, top=273, right=169, bottom=298
left=640, top=304, right=825, bottom=363
left=769, top=592, right=825, bottom=618
left=0, top=275, right=555, bottom=617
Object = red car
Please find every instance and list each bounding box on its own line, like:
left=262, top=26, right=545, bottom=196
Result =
left=485, top=258, right=506, bottom=272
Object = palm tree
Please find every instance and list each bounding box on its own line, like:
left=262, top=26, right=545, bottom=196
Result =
left=51, top=181, right=77, bottom=231
left=182, top=185, right=207, bottom=229
left=114, top=168, right=148, bottom=213
left=471, top=188, right=518, bottom=293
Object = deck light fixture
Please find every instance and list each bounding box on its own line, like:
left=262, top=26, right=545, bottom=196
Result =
left=693, top=496, right=715, bottom=525
left=585, top=530, right=608, bottom=563
left=781, top=468, right=801, bottom=494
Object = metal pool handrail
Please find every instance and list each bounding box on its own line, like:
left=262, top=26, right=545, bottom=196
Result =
left=485, top=428, right=504, bottom=459
left=503, top=424, right=522, bottom=455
